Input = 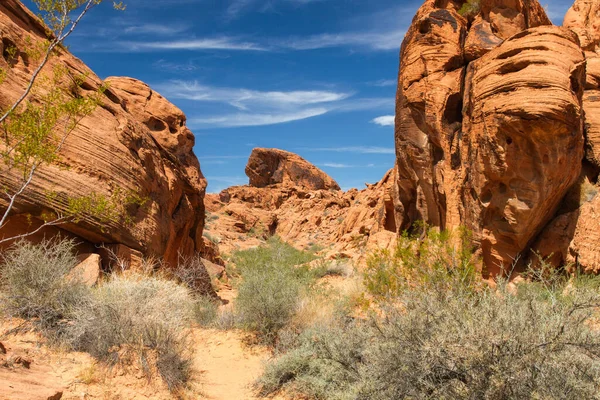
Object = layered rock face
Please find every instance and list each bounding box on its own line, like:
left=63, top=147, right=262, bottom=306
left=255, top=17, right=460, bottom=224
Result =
left=245, top=148, right=341, bottom=191
left=395, top=0, right=591, bottom=275
left=0, top=1, right=207, bottom=269
left=528, top=0, right=600, bottom=273
left=206, top=149, right=400, bottom=261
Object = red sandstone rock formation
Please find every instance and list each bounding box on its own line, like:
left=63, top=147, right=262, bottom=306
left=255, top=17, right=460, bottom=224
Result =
left=527, top=0, right=600, bottom=274
left=394, top=0, right=592, bottom=275
left=205, top=150, right=400, bottom=261
left=246, top=148, right=341, bottom=191
left=0, top=0, right=207, bottom=270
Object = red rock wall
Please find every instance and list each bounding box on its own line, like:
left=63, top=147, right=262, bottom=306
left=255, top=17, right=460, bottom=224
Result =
left=0, top=0, right=207, bottom=268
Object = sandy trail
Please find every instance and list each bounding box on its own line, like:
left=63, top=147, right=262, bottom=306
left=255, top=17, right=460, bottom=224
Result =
left=194, top=329, right=272, bottom=400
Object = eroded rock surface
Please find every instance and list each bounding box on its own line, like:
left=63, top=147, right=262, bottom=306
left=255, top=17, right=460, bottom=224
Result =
left=246, top=148, right=340, bottom=191
left=394, top=0, right=591, bottom=275
left=0, top=0, right=207, bottom=269
left=206, top=151, right=400, bottom=262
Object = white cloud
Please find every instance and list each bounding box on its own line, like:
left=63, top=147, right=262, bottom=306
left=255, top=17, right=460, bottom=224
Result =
left=190, top=108, right=328, bottom=128
left=320, top=163, right=352, bottom=168
left=153, top=80, right=390, bottom=128
left=123, top=24, right=188, bottom=35
left=371, top=79, right=396, bottom=87
left=303, top=146, right=395, bottom=154
left=276, top=29, right=405, bottom=51
left=371, top=115, right=395, bottom=126
left=156, top=80, right=350, bottom=109
left=111, top=30, right=404, bottom=53
left=118, top=38, right=267, bottom=52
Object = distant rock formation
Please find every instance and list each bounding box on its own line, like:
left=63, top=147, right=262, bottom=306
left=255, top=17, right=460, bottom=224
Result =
left=0, top=0, right=208, bottom=276
left=394, top=0, right=598, bottom=275
left=246, top=148, right=341, bottom=191
left=205, top=150, right=400, bottom=261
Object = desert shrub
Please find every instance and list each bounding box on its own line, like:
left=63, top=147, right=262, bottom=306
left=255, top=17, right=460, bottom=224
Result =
left=66, top=274, right=195, bottom=391
left=259, top=230, right=600, bottom=399
left=0, top=238, right=91, bottom=333
left=231, top=236, right=317, bottom=277
left=363, top=226, right=479, bottom=299
left=233, top=237, right=318, bottom=343
left=236, top=261, right=304, bottom=343
left=192, top=296, right=219, bottom=327
left=360, top=276, right=600, bottom=399
left=458, top=0, right=480, bottom=18
left=258, top=317, right=369, bottom=400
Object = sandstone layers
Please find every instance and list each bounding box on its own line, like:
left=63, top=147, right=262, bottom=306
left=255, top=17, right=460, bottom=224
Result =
left=394, top=0, right=600, bottom=275
left=206, top=149, right=401, bottom=261
left=0, top=0, right=207, bottom=270
left=246, top=148, right=340, bottom=191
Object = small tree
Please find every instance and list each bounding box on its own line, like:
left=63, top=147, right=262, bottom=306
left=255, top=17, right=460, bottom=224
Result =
left=0, top=0, right=127, bottom=244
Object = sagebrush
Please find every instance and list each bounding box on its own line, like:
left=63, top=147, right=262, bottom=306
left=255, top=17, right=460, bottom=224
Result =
left=259, top=229, right=600, bottom=399
left=233, top=237, right=318, bottom=343
left=0, top=238, right=91, bottom=333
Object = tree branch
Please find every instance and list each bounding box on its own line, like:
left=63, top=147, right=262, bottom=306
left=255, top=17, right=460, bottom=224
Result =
left=0, top=0, right=97, bottom=125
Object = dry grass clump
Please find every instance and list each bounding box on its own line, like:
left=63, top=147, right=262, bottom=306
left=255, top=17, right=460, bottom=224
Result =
left=0, top=239, right=198, bottom=392
left=0, top=238, right=91, bottom=334
left=66, top=274, right=195, bottom=391
left=258, top=228, right=600, bottom=399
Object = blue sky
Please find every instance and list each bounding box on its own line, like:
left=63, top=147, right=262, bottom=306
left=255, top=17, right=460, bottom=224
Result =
left=25, top=0, right=574, bottom=192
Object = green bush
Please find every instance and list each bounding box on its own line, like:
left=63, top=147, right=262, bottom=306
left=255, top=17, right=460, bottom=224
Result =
left=0, top=238, right=91, bottom=333
left=363, top=226, right=478, bottom=299
left=259, top=231, right=600, bottom=399
left=458, top=0, right=480, bottom=18
left=233, top=237, right=318, bottom=343
left=66, top=274, right=195, bottom=391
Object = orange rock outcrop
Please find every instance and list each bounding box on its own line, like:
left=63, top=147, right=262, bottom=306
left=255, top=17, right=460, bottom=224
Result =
left=0, top=0, right=207, bottom=269
left=245, top=148, right=341, bottom=191
left=206, top=150, right=400, bottom=261
left=393, top=0, right=599, bottom=275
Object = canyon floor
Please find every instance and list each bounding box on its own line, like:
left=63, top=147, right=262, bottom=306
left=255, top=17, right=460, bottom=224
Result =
left=1, top=304, right=283, bottom=400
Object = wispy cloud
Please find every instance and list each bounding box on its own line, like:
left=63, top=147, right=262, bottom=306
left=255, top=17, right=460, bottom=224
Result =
left=152, top=59, right=199, bottom=73
left=113, top=29, right=404, bottom=53
left=277, top=29, right=405, bottom=51
left=118, top=37, right=267, bottom=52
left=320, top=163, right=352, bottom=168
left=371, top=79, right=397, bottom=87
left=153, top=80, right=388, bottom=128
left=372, top=115, right=395, bottom=126
left=157, top=80, right=351, bottom=109
left=302, top=146, right=395, bottom=154
left=123, top=24, right=189, bottom=35
left=318, top=162, right=379, bottom=168
left=190, top=108, right=328, bottom=128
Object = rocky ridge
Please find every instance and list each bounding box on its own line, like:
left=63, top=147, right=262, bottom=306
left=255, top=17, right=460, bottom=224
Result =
left=205, top=148, right=401, bottom=262
left=0, top=0, right=210, bottom=272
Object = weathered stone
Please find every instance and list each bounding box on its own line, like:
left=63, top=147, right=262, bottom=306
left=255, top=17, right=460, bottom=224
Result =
left=0, top=0, right=206, bottom=268
left=461, top=26, right=585, bottom=274
left=67, top=253, right=101, bottom=287
left=394, top=0, right=585, bottom=276
left=246, top=148, right=340, bottom=191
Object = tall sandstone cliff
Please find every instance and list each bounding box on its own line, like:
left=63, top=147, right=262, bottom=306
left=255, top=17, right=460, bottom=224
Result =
left=394, top=0, right=600, bottom=275
left=0, top=0, right=207, bottom=269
